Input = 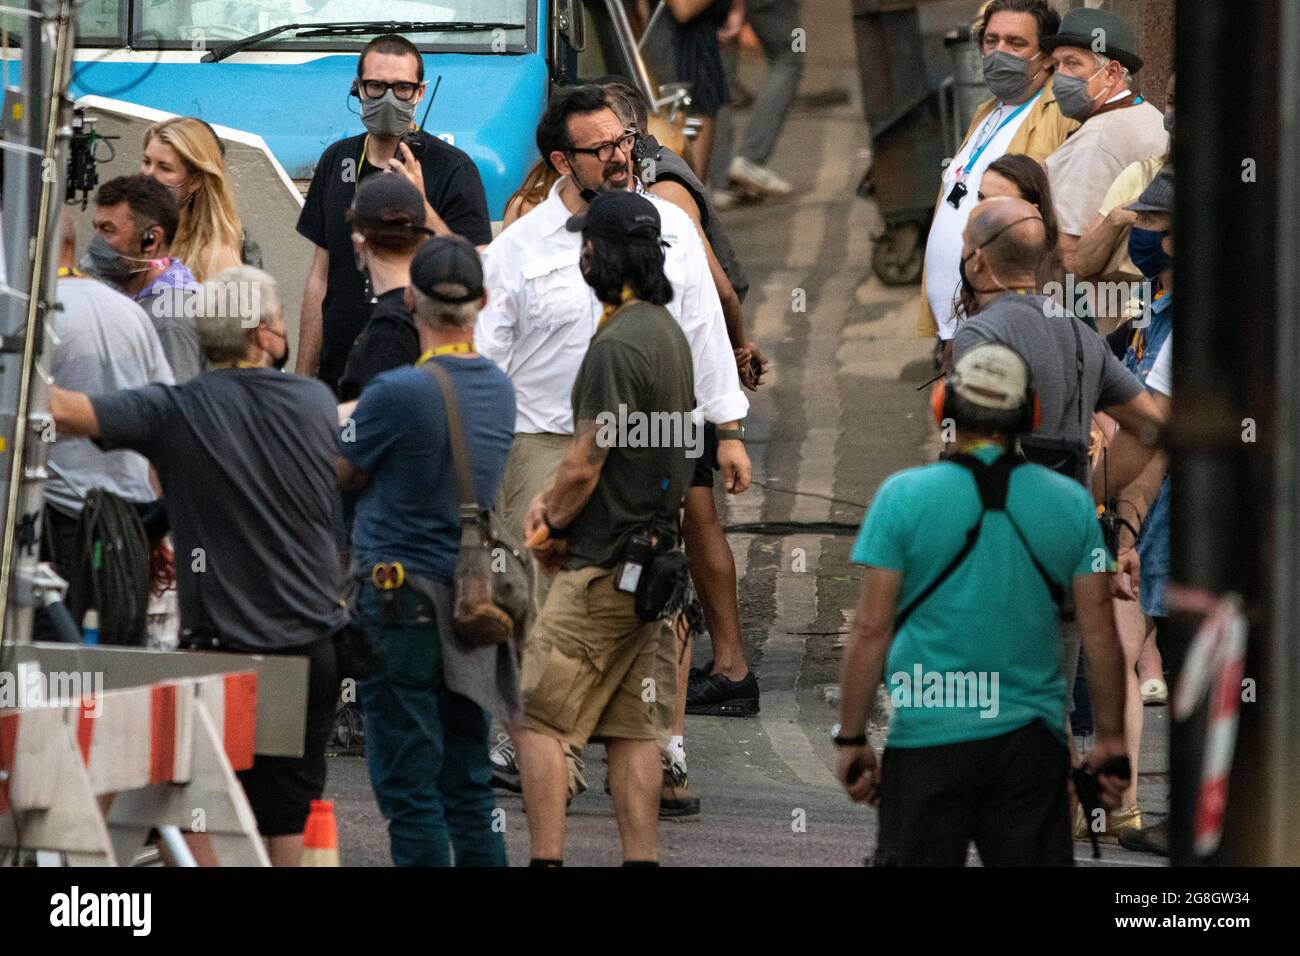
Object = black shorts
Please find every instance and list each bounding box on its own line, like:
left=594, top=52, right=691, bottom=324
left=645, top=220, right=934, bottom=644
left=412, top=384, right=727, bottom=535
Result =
left=181, top=633, right=338, bottom=837
left=690, top=422, right=720, bottom=488
left=873, top=720, right=1073, bottom=867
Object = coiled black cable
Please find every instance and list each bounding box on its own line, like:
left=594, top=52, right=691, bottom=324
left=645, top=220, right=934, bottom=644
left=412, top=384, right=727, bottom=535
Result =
left=67, top=489, right=151, bottom=644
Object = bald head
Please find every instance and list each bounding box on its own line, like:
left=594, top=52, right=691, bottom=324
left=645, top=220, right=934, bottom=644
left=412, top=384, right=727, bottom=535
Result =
left=965, top=197, right=1047, bottom=277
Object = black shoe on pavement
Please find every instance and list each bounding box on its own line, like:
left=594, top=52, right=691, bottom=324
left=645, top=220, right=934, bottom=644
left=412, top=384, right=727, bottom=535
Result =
left=686, top=669, right=760, bottom=717
left=659, top=757, right=701, bottom=818
left=1117, top=820, right=1170, bottom=857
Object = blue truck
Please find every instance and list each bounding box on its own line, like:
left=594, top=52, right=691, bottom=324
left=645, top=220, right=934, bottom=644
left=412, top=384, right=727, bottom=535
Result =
left=52, top=0, right=675, bottom=219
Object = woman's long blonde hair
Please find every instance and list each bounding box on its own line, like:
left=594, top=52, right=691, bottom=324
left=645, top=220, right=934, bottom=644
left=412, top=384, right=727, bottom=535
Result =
left=143, top=117, right=243, bottom=282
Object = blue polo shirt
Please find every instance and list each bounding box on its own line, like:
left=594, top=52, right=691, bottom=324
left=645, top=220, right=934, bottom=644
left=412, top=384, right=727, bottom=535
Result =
left=342, top=356, right=515, bottom=582
left=851, top=445, right=1106, bottom=748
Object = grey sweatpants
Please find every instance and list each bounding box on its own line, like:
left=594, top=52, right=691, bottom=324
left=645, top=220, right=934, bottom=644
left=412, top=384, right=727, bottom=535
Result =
left=709, top=0, right=805, bottom=187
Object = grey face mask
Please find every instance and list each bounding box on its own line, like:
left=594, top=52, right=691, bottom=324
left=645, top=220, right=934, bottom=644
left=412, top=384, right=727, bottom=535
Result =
left=1163, top=109, right=1175, bottom=136
left=982, top=50, right=1039, bottom=103
left=1053, top=66, right=1106, bottom=121
left=360, top=89, right=416, bottom=137
left=79, top=232, right=150, bottom=284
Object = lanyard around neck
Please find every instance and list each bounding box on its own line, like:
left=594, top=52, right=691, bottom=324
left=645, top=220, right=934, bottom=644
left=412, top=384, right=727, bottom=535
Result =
left=418, top=343, right=474, bottom=363
left=958, top=91, right=1041, bottom=180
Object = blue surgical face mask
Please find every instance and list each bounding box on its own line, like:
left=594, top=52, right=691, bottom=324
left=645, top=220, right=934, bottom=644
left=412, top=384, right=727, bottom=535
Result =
left=1128, top=226, right=1173, bottom=279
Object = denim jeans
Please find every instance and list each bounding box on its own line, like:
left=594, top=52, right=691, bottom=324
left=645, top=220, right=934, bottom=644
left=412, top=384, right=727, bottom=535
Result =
left=358, top=584, right=505, bottom=867
left=1137, top=478, right=1170, bottom=618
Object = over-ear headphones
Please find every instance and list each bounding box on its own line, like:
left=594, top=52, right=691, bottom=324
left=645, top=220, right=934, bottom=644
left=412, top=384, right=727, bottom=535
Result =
left=930, top=344, right=1041, bottom=434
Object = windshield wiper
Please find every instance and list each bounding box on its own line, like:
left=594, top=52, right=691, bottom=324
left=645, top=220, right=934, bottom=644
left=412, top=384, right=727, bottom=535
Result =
left=201, top=20, right=526, bottom=63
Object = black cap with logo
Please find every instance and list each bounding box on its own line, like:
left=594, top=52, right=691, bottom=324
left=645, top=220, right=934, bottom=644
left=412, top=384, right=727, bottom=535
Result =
left=565, top=190, right=662, bottom=243
left=348, top=174, right=430, bottom=234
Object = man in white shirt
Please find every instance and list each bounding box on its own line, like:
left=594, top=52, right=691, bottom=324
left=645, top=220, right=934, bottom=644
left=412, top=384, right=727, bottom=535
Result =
left=1042, top=8, right=1168, bottom=279
left=479, top=87, right=750, bottom=552
left=477, top=86, right=751, bottom=814
left=923, top=0, right=1069, bottom=343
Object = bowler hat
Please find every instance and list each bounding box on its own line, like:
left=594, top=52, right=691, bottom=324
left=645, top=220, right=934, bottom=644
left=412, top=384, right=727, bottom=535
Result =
left=1040, top=8, right=1143, bottom=75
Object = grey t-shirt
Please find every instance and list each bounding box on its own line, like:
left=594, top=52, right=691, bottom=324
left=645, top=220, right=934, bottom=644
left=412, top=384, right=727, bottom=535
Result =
left=952, top=293, right=1143, bottom=450
left=132, top=259, right=204, bottom=384
left=47, top=278, right=174, bottom=514
left=92, top=368, right=346, bottom=650
left=641, top=133, right=750, bottom=303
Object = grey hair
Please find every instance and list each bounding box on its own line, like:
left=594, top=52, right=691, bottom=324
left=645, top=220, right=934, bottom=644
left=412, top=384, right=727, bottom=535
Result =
left=410, top=283, right=479, bottom=331
left=948, top=389, right=1026, bottom=437
left=196, top=265, right=281, bottom=363
left=1092, top=52, right=1133, bottom=89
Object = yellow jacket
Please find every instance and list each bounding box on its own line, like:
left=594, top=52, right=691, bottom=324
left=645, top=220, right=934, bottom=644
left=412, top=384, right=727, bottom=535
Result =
left=916, top=75, right=1079, bottom=337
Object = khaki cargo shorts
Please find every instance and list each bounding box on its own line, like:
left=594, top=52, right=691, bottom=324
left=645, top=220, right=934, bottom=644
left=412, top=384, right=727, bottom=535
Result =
left=520, top=565, right=678, bottom=750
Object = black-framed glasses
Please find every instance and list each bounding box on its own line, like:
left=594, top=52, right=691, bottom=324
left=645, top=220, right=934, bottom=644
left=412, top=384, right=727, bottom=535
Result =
left=357, top=79, right=423, bottom=101
left=568, top=132, right=637, bottom=162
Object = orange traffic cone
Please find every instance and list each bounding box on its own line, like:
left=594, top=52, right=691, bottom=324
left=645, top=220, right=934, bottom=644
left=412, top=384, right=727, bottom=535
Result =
left=301, top=799, right=339, bottom=866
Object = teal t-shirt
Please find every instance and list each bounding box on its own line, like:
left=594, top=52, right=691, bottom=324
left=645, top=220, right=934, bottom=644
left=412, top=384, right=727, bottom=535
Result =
left=851, top=445, right=1107, bottom=748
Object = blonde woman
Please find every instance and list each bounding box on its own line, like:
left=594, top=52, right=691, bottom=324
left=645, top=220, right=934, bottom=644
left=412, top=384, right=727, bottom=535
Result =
left=140, top=117, right=244, bottom=282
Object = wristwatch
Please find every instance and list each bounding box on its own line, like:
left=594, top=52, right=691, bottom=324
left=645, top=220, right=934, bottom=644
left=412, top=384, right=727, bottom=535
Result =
left=830, top=723, right=867, bottom=748
left=716, top=424, right=746, bottom=443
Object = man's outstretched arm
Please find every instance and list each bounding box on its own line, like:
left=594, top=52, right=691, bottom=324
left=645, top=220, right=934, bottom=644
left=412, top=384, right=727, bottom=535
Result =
left=49, top=385, right=100, bottom=440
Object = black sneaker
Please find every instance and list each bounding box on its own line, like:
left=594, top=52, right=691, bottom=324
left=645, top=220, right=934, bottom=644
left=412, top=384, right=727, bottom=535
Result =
left=686, top=669, right=760, bottom=717
left=659, top=756, right=700, bottom=818
left=1117, top=820, right=1170, bottom=857
left=489, top=733, right=522, bottom=793
left=326, top=703, right=365, bottom=756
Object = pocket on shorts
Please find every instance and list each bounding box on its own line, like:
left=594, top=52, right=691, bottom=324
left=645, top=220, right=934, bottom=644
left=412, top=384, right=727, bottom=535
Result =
left=522, top=641, right=594, bottom=734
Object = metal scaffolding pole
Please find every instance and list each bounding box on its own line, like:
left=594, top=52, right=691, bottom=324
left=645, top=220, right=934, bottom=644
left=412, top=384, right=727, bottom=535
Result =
left=0, top=0, right=76, bottom=650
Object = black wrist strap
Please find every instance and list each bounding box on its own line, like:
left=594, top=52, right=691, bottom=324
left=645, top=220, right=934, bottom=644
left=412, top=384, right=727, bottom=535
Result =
left=545, top=514, right=570, bottom=540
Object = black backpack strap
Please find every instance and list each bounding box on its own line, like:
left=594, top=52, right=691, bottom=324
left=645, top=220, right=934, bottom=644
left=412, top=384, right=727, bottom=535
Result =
left=892, top=452, right=1063, bottom=632
left=1003, top=514, right=1067, bottom=607
left=893, top=512, right=987, bottom=632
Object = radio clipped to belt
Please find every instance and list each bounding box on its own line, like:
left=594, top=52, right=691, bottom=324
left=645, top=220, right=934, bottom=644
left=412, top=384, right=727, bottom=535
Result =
left=614, top=479, right=691, bottom=623
left=370, top=560, right=406, bottom=627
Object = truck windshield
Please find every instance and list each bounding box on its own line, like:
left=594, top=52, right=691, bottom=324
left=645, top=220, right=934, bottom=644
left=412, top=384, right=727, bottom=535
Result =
left=54, top=1, right=530, bottom=50
left=144, top=1, right=528, bottom=48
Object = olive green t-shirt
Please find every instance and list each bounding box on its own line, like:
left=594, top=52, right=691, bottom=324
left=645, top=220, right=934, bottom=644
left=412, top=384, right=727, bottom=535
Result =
left=564, top=301, right=697, bottom=569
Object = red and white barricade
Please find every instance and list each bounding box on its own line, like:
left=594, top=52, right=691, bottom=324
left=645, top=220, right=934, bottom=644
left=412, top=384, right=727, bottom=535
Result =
left=0, top=669, right=268, bottom=866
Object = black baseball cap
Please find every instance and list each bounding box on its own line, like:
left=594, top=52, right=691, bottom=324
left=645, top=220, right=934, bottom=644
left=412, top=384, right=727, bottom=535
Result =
left=565, top=190, right=661, bottom=243
left=348, top=173, right=429, bottom=233
left=410, top=235, right=484, bottom=304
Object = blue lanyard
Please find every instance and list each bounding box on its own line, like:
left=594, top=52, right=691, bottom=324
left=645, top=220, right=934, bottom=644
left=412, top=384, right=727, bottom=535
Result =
left=958, top=91, right=1041, bottom=180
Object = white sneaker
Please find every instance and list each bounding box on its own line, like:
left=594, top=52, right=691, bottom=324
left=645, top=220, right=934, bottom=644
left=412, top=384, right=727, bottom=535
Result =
left=728, top=156, right=794, bottom=197
left=1140, top=678, right=1168, bottom=705
left=710, top=187, right=743, bottom=211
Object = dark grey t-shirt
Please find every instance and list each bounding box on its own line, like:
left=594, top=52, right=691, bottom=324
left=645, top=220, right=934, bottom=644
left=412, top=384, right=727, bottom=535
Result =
left=952, top=293, right=1143, bottom=450
left=566, top=302, right=697, bottom=569
left=92, top=368, right=346, bottom=650
left=641, top=134, right=750, bottom=303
